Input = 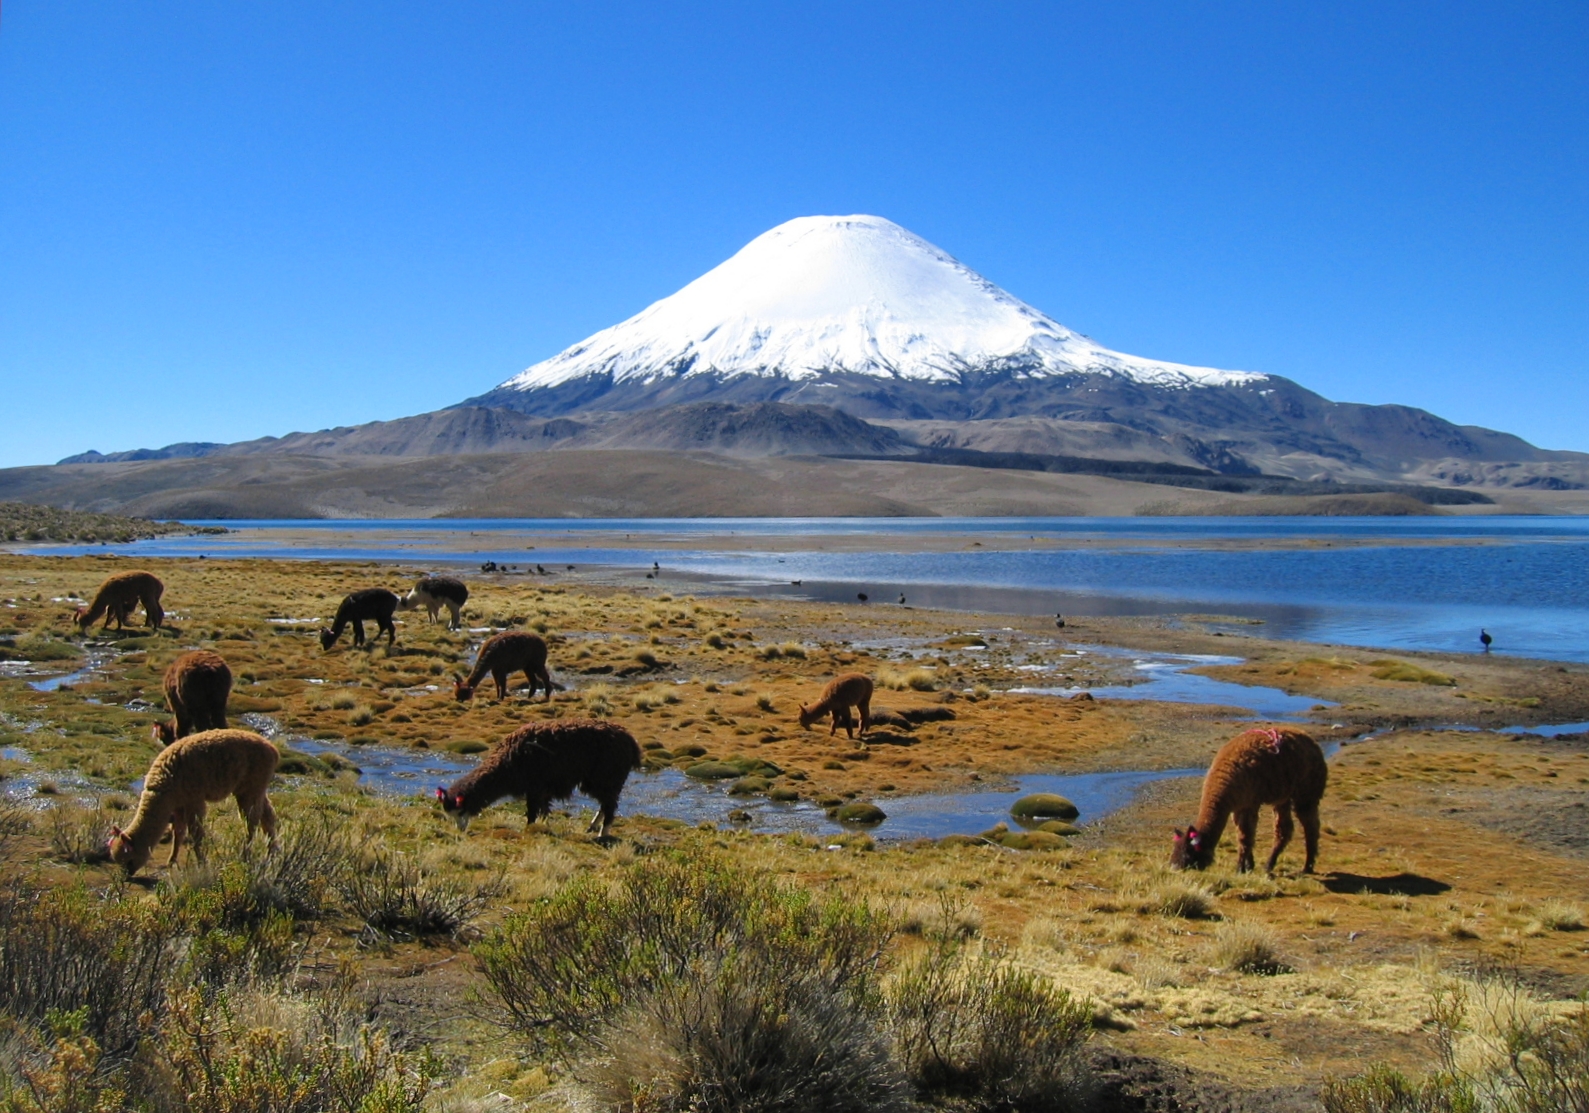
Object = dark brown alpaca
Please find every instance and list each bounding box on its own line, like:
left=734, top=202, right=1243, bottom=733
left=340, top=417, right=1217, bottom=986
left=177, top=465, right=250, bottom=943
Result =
left=153, top=650, right=232, bottom=745
left=798, top=673, right=873, bottom=741
left=319, top=588, right=398, bottom=650
left=437, top=719, right=641, bottom=837
left=1171, top=726, right=1328, bottom=875
left=454, top=631, right=554, bottom=702
left=76, top=571, right=164, bottom=632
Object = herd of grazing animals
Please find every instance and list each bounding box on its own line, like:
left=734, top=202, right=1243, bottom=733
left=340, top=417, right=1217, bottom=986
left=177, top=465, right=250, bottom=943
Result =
left=73, top=570, right=1330, bottom=878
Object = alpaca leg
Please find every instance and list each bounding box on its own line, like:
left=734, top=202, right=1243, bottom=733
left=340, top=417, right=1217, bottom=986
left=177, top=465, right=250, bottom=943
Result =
left=352, top=619, right=366, bottom=647
left=536, top=666, right=553, bottom=702
left=446, top=602, right=461, bottom=630
left=1234, top=808, right=1259, bottom=873
left=493, top=669, right=508, bottom=701
left=1297, top=803, right=1322, bottom=874
left=857, top=696, right=871, bottom=738
left=381, top=616, right=396, bottom=646
left=1266, top=803, right=1296, bottom=874
left=167, top=812, right=187, bottom=866
left=186, top=804, right=209, bottom=864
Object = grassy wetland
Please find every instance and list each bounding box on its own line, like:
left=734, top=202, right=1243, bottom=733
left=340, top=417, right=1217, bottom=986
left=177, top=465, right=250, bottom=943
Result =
left=2, top=552, right=1589, bottom=1111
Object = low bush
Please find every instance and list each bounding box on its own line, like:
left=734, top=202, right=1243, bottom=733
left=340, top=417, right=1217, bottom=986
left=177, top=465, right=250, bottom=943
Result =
left=339, top=848, right=501, bottom=942
left=43, top=804, right=112, bottom=865
left=1210, top=921, right=1290, bottom=975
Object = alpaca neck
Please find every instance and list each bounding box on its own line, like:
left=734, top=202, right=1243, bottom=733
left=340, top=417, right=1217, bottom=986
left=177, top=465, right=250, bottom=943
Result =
left=124, top=792, right=180, bottom=857
left=1190, top=805, right=1230, bottom=859
left=455, top=760, right=516, bottom=813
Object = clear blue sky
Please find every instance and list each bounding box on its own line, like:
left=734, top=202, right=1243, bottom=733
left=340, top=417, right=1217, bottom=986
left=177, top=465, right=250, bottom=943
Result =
left=1, top=2, right=1584, bottom=468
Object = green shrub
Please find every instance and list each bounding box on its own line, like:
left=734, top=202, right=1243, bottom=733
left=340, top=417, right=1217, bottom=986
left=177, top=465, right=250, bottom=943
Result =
left=888, top=940, right=1094, bottom=1113
left=43, top=804, right=113, bottom=865
left=1369, top=659, right=1457, bottom=686
left=475, top=854, right=904, bottom=1111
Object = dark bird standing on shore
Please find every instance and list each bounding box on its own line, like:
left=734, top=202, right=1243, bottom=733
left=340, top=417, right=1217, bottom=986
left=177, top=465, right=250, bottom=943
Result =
left=1056, top=613, right=1066, bottom=629
left=1480, top=629, right=1492, bottom=651
left=857, top=592, right=868, bottom=603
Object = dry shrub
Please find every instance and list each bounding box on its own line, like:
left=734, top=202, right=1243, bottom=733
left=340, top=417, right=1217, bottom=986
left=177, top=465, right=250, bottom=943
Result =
left=582, top=683, right=613, bottom=718
left=43, top=804, right=112, bottom=865
left=1534, top=899, right=1584, bottom=932
left=0, top=801, right=29, bottom=860
left=167, top=810, right=354, bottom=929
left=888, top=940, right=1095, bottom=1113
left=1144, top=881, right=1216, bottom=920
left=339, top=847, right=501, bottom=942
left=879, top=667, right=939, bottom=692
left=476, top=853, right=906, bottom=1112
left=1210, top=921, right=1290, bottom=975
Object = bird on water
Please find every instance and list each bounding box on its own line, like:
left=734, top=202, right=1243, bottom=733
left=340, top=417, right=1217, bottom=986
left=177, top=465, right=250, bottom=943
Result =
left=1480, top=629, right=1493, bottom=652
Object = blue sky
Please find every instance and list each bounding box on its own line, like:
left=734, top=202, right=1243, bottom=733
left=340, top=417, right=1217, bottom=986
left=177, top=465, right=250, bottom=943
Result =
left=1, top=1, right=1584, bottom=468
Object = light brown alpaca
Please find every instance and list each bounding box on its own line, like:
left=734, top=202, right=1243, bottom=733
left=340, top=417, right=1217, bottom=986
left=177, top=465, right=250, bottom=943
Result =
left=108, top=729, right=279, bottom=875
left=454, top=632, right=554, bottom=702
left=1171, top=726, right=1328, bottom=875
left=152, top=650, right=232, bottom=745
left=798, top=673, right=873, bottom=741
left=76, top=571, right=164, bottom=632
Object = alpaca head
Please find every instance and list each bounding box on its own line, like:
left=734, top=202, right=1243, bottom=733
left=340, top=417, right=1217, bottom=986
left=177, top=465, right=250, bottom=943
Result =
left=318, top=627, right=337, bottom=651
left=107, top=825, right=148, bottom=874
left=73, top=605, right=91, bottom=630
left=394, top=591, right=419, bottom=613
left=453, top=678, right=475, bottom=702
left=151, top=720, right=176, bottom=746
left=437, top=785, right=472, bottom=831
left=797, top=703, right=818, bottom=730
left=1170, top=826, right=1212, bottom=870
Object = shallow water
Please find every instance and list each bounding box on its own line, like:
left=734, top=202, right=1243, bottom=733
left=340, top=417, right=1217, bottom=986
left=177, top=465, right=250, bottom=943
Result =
left=30, top=515, right=1589, bottom=662
left=1011, top=648, right=1329, bottom=720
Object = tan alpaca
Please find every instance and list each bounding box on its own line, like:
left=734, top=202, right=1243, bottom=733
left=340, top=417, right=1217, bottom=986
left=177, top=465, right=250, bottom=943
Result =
left=108, top=729, right=279, bottom=875
left=152, top=650, right=232, bottom=745
left=798, top=673, right=873, bottom=741
left=1171, top=726, right=1328, bottom=875
left=76, top=571, right=164, bottom=632
left=454, top=632, right=554, bottom=702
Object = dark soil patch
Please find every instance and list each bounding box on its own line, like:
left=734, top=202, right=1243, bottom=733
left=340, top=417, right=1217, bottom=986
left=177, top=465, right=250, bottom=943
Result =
left=1089, top=1048, right=1321, bottom=1113
left=1439, top=786, right=1589, bottom=858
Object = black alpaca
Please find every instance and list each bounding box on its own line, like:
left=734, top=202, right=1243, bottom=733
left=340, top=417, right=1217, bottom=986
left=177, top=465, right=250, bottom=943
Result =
left=319, top=588, right=399, bottom=650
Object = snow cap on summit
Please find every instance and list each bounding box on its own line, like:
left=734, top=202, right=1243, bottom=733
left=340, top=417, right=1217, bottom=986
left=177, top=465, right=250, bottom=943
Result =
left=500, top=215, right=1266, bottom=392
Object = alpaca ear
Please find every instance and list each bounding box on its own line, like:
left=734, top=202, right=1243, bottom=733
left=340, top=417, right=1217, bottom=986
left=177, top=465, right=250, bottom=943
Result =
left=455, top=795, right=465, bottom=808
left=435, top=787, right=447, bottom=801
left=108, top=825, right=123, bottom=839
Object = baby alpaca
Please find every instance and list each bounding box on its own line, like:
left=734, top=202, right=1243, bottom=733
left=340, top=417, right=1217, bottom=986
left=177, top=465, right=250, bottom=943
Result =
left=454, top=631, right=554, bottom=702
left=109, top=729, right=279, bottom=875
left=438, top=719, right=641, bottom=837
left=319, top=588, right=399, bottom=650
left=76, top=571, right=164, bottom=632
left=153, top=650, right=232, bottom=745
left=396, top=575, right=469, bottom=630
left=1171, top=726, right=1328, bottom=875
left=798, top=673, right=874, bottom=741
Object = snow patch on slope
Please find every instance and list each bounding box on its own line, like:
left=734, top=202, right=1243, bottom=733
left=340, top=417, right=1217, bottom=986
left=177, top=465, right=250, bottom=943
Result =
left=500, top=215, right=1266, bottom=392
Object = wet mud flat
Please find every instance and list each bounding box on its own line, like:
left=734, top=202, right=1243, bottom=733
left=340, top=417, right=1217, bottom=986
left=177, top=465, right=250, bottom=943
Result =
left=3, top=551, right=1589, bottom=1109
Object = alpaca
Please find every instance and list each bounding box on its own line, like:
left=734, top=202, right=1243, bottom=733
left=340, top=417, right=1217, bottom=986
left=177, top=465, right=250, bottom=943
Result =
left=319, top=588, right=398, bottom=650
left=1171, top=726, right=1328, bottom=875
left=396, top=575, right=469, bottom=630
left=76, top=571, right=164, bottom=632
left=108, top=729, right=279, bottom=875
left=798, top=673, right=873, bottom=741
left=437, top=719, right=641, bottom=837
left=152, top=650, right=232, bottom=745
left=454, top=631, right=554, bottom=702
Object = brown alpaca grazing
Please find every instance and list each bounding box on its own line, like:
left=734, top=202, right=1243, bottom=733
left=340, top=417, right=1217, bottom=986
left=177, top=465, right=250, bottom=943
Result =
left=1171, top=726, right=1328, bottom=875
left=76, top=571, right=164, bottom=632
left=108, top=729, right=279, bottom=875
left=798, top=673, right=873, bottom=741
left=153, top=650, right=232, bottom=745
left=396, top=575, right=469, bottom=630
left=437, top=719, right=641, bottom=837
left=454, top=631, right=554, bottom=702
left=319, top=588, right=399, bottom=650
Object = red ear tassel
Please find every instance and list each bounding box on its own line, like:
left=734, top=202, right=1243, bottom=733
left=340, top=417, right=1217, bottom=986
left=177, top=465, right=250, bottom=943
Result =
left=454, top=795, right=464, bottom=807
left=436, top=787, right=446, bottom=800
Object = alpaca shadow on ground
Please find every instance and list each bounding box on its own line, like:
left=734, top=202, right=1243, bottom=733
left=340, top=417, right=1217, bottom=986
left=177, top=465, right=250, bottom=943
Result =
left=860, top=729, right=918, bottom=746
left=1322, top=871, right=1452, bottom=897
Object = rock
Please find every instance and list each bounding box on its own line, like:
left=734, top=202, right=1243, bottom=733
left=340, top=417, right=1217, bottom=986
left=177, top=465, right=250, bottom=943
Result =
left=1011, top=793, right=1079, bottom=821
left=831, top=802, right=887, bottom=825
left=684, top=760, right=742, bottom=780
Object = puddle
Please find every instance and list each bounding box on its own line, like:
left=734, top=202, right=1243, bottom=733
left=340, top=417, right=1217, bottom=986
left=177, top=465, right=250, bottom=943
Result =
left=1504, top=721, right=1589, bottom=737
left=23, top=652, right=109, bottom=692
left=1011, top=650, right=1327, bottom=721
left=0, top=746, right=109, bottom=810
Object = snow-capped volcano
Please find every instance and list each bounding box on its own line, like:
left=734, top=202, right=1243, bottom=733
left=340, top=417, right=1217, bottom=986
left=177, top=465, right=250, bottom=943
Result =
left=495, top=215, right=1266, bottom=393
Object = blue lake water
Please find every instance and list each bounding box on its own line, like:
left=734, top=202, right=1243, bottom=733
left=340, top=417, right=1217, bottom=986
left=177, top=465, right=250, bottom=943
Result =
left=28, top=515, right=1589, bottom=662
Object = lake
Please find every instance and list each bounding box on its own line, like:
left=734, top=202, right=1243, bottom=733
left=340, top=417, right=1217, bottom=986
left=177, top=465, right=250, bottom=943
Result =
left=32, top=515, right=1589, bottom=662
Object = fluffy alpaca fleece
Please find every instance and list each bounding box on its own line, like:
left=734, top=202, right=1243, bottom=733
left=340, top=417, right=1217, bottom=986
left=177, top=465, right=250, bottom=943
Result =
left=396, top=575, right=469, bottom=630
left=454, top=631, right=554, bottom=702
left=109, top=729, right=279, bottom=875
left=153, top=650, right=232, bottom=745
left=1171, top=726, right=1327, bottom=874
left=798, top=673, right=874, bottom=740
left=439, top=719, right=641, bottom=837
left=319, top=587, right=399, bottom=650
left=76, top=571, right=164, bottom=632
